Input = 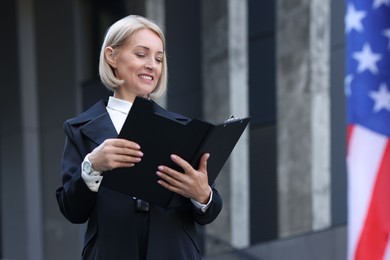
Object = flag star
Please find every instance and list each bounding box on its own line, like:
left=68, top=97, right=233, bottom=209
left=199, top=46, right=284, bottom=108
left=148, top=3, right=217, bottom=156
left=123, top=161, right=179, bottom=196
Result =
left=373, top=0, right=390, bottom=9
left=352, top=43, right=382, bottom=74
left=369, top=83, right=390, bottom=112
left=345, top=4, right=366, bottom=33
left=345, top=74, right=353, bottom=96
left=383, top=28, right=390, bottom=49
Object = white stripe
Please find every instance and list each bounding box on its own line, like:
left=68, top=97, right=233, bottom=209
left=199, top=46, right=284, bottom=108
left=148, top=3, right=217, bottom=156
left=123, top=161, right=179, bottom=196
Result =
left=347, top=125, right=388, bottom=260
left=384, top=237, right=390, bottom=260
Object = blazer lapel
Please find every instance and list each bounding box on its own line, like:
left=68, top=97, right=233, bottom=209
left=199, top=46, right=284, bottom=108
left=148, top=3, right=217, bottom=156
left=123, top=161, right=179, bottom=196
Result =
left=81, top=112, right=118, bottom=145
left=77, top=100, right=118, bottom=145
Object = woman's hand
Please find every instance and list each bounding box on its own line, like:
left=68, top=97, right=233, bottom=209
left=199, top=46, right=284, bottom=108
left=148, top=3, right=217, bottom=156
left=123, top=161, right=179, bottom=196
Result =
left=156, top=153, right=211, bottom=204
left=88, top=138, right=143, bottom=171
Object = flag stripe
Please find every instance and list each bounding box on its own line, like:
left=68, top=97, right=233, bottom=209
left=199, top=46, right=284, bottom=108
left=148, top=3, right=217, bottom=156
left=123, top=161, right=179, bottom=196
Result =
left=347, top=125, right=388, bottom=260
left=347, top=124, right=354, bottom=153
left=355, top=139, right=390, bottom=260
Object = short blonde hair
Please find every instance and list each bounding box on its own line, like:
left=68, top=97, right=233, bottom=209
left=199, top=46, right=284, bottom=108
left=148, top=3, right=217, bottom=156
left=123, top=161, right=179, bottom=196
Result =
left=99, top=15, right=168, bottom=98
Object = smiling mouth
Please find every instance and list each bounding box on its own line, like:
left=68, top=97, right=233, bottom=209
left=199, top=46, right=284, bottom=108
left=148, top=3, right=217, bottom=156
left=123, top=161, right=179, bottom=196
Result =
left=139, top=74, right=153, bottom=80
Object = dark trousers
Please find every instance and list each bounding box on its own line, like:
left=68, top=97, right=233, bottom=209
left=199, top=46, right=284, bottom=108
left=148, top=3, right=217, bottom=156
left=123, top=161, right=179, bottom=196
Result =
left=134, top=199, right=150, bottom=260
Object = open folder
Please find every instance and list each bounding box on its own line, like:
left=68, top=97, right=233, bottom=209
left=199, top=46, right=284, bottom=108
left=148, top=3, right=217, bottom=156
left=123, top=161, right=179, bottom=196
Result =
left=101, top=96, right=250, bottom=208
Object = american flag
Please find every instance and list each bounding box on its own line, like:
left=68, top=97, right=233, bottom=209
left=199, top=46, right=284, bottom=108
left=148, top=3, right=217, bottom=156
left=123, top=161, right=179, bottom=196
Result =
left=345, top=0, right=390, bottom=259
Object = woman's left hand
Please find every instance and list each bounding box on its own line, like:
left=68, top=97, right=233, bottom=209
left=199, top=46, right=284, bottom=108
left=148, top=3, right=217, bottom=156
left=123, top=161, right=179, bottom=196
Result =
left=156, top=153, right=211, bottom=204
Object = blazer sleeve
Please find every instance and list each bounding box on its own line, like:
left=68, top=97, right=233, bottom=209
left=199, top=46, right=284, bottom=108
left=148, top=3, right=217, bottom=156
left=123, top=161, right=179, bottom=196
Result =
left=192, top=183, right=223, bottom=225
left=56, top=121, right=97, bottom=224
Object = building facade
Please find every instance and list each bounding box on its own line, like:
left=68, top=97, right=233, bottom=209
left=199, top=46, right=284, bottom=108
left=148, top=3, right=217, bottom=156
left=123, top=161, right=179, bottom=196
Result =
left=0, top=0, right=346, bottom=259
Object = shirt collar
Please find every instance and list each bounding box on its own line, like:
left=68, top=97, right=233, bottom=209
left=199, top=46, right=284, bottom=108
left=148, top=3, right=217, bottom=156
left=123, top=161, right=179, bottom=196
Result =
left=107, top=96, right=132, bottom=115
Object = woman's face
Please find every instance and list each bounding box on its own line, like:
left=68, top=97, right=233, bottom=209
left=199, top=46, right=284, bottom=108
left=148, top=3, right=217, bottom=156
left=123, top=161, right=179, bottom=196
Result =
left=109, top=29, right=164, bottom=101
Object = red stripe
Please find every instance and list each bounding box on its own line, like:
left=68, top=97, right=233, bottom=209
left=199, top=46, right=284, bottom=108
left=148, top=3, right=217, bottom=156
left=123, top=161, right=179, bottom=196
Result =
left=347, top=125, right=354, bottom=155
left=355, top=140, right=390, bottom=260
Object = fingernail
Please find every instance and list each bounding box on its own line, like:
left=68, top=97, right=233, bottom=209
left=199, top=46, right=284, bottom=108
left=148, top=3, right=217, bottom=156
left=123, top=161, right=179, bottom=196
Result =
left=171, top=154, right=176, bottom=160
left=158, top=166, right=163, bottom=171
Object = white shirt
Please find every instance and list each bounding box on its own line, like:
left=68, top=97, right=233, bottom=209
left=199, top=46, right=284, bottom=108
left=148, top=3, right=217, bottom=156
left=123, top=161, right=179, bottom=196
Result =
left=81, top=96, right=212, bottom=211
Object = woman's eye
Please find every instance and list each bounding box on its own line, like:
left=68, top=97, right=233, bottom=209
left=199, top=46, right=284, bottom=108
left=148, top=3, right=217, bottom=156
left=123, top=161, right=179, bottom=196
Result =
left=135, top=53, right=145, bottom=57
left=156, top=58, right=163, bottom=63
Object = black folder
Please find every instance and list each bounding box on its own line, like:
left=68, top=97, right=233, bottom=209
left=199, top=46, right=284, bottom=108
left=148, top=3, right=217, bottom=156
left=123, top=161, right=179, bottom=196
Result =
left=101, top=96, right=250, bottom=208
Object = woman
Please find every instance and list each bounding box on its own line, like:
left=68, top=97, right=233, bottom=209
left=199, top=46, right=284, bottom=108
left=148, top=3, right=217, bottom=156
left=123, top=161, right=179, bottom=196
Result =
left=56, top=15, right=223, bottom=260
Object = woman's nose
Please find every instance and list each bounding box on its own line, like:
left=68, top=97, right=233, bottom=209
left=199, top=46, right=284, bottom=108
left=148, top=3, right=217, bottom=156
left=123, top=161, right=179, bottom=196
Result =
left=145, top=60, right=156, bottom=70
left=145, top=63, right=152, bottom=70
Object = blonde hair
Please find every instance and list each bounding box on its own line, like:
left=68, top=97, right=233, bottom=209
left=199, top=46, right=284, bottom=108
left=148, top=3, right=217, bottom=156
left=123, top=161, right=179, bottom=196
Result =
left=99, top=15, right=167, bottom=98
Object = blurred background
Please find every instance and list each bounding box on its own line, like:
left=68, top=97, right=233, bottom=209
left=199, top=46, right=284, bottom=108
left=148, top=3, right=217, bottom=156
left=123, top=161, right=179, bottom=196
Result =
left=0, top=0, right=347, bottom=259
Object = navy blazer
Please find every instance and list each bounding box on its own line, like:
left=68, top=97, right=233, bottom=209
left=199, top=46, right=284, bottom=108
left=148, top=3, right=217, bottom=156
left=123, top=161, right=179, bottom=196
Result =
left=56, top=100, right=223, bottom=260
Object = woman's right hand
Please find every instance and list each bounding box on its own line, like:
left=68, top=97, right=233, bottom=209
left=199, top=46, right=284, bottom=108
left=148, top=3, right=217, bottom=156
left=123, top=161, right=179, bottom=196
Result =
left=88, top=138, right=143, bottom=171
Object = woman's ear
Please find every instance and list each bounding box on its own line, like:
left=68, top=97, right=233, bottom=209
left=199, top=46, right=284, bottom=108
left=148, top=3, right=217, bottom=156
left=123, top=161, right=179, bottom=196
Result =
left=105, top=46, right=117, bottom=68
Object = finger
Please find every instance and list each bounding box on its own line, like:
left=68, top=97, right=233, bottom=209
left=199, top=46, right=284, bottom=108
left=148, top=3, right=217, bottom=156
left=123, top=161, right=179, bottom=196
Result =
left=157, top=165, right=182, bottom=181
left=102, top=151, right=142, bottom=170
left=198, top=153, right=210, bottom=173
left=99, top=139, right=142, bottom=157
left=112, top=138, right=141, bottom=150
left=170, top=154, right=193, bottom=173
left=115, top=147, right=144, bottom=157
left=157, top=179, right=184, bottom=196
left=156, top=169, right=182, bottom=188
left=113, top=162, right=135, bottom=168
left=114, top=154, right=142, bottom=163
left=103, top=140, right=143, bottom=157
